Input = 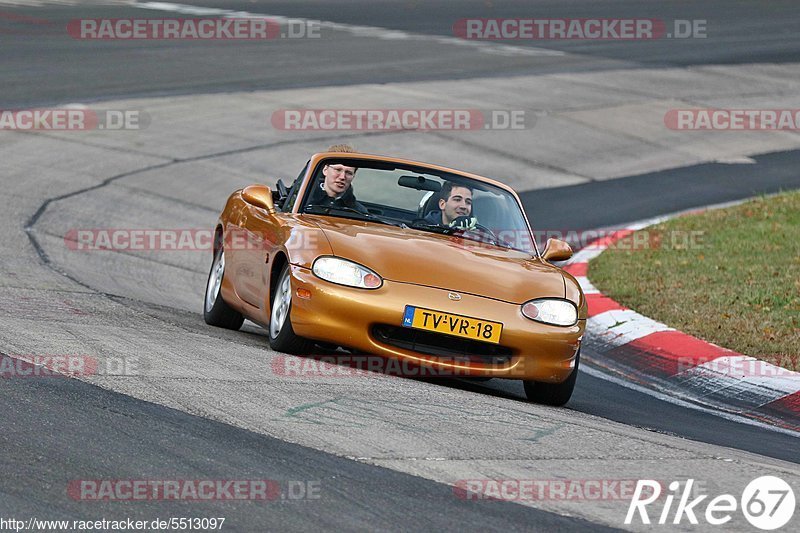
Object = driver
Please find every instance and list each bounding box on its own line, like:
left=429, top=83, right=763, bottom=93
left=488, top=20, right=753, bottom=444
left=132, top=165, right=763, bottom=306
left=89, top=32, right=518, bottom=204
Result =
left=307, top=145, right=369, bottom=214
left=424, top=181, right=477, bottom=229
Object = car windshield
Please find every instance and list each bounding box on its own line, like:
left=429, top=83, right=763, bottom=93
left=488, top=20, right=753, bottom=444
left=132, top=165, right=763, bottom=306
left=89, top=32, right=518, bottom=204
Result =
left=299, top=158, right=536, bottom=254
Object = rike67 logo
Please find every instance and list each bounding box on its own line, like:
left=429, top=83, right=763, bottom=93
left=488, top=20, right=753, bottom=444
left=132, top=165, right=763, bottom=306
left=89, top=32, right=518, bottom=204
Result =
left=626, top=477, right=795, bottom=530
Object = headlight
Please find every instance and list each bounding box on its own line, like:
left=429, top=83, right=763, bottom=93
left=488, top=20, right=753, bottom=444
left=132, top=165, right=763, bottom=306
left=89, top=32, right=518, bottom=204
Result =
left=521, top=298, right=577, bottom=326
left=312, top=256, right=383, bottom=289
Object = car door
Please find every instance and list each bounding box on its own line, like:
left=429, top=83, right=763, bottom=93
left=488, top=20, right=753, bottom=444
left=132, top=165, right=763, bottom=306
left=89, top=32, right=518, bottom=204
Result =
left=236, top=201, right=284, bottom=308
left=237, top=163, right=309, bottom=308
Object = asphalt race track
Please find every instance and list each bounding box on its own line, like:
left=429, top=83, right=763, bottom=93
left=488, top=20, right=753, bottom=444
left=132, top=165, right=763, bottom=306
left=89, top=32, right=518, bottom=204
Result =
left=5, top=0, right=800, bottom=106
left=1, top=1, right=799, bottom=531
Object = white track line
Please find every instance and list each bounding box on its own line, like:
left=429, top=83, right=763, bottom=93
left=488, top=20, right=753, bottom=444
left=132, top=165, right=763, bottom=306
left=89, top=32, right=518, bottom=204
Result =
left=679, top=356, right=800, bottom=400
left=135, top=2, right=565, bottom=57
left=589, top=309, right=674, bottom=346
left=580, top=365, right=800, bottom=438
left=574, top=275, right=600, bottom=295
left=0, top=0, right=131, bottom=6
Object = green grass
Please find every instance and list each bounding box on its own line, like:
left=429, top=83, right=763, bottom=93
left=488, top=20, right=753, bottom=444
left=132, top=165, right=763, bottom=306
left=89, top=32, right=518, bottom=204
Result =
left=589, top=190, right=800, bottom=370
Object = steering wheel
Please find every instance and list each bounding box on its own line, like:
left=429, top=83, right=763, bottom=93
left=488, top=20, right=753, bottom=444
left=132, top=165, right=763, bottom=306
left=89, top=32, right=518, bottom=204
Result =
left=450, top=217, right=500, bottom=246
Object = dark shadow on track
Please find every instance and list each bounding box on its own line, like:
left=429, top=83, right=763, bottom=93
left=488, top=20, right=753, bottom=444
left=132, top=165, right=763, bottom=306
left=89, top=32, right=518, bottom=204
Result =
left=521, top=149, right=800, bottom=233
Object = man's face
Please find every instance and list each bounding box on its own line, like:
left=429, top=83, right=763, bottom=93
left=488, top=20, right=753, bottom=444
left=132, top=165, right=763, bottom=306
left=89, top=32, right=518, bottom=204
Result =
left=439, top=186, right=473, bottom=224
left=322, top=164, right=357, bottom=197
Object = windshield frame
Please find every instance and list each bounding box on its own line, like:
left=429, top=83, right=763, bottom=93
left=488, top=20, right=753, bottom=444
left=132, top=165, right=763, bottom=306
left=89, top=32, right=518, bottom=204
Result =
left=291, top=153, right=542, bottom=257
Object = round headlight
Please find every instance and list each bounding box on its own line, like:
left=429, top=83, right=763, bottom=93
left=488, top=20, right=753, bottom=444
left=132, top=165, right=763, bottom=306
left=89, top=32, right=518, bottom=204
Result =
left=521, top=298, right=577, bottom=326
left=312, top=256, right=383, bottom=289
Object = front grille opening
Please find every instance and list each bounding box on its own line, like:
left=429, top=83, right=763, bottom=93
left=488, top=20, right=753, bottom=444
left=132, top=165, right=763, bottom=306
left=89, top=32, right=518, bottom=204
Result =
left=372, top=325, right=513, bottom=365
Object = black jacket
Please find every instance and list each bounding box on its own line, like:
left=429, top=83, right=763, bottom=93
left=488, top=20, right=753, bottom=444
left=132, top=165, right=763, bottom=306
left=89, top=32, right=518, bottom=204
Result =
left=307, top=183, right=369, bottom=214
left=423, top=209, right=444, bottom=225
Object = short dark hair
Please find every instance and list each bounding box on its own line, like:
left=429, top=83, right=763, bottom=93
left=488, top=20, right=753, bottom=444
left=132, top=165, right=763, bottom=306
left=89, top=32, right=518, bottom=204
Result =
left=326, top=144, right=356, bottom=153
left=440, top=181, right=472, bottom=201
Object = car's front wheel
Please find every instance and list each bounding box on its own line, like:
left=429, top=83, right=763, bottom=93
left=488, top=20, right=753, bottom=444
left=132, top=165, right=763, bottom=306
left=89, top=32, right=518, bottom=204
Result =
left=523, top=349, right=580, bottom=406
left=268, top=264, right=313, bottom=354
left=204, top=246, right=244, bottom=330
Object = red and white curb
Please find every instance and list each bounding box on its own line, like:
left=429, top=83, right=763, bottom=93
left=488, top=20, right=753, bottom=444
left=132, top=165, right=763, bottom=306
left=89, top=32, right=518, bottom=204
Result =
left=563, top=216, right=800, bottom=432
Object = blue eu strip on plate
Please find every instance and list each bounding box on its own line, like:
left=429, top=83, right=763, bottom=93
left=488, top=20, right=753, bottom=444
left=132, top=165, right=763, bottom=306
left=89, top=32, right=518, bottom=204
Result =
left=402, top=306, right=415, bottom=327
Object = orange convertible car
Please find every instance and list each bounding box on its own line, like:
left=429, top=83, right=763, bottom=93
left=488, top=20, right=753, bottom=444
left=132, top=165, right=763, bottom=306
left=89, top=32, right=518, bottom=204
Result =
left=204, top=152, right=586, bottom=405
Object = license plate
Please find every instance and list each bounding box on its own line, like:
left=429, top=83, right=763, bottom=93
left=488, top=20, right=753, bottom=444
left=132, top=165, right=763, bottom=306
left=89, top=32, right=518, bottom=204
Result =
left=402, top=306, right=503, bottom=344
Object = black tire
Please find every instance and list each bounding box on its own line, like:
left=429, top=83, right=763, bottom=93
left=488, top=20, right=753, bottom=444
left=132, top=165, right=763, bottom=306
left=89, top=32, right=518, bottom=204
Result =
left=268, top=264, right=314, bottom=354
left=523, top=349, right=580, bottom=406
left=203, top=246, right=244, bottom=330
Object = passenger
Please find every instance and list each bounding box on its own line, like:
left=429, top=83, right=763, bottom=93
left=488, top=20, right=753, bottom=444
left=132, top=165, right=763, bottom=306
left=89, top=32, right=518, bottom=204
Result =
left=307, top=144, right=369, bottom=214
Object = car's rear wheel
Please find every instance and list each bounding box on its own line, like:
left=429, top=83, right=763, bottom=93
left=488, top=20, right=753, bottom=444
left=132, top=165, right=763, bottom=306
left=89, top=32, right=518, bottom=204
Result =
left=203, top=246, right=244, bottom=330
left=269, top=264, right=314, bottom=354
left=523, top=349, right=580, bottom=406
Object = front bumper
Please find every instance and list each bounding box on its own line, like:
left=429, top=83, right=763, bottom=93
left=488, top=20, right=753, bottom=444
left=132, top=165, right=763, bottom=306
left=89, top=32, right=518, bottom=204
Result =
left=289, top=265, right=584, bottom=382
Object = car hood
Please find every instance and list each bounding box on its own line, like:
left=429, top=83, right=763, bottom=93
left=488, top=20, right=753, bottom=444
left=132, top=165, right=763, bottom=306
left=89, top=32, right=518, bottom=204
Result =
left=308, top=216, right=565, bottom=304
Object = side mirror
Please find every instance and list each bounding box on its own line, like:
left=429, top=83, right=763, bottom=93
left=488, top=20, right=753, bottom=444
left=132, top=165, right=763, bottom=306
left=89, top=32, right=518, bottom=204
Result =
left=242, top=185, right=275, bottom=213
left=542, top=238, right=573, bottom=262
